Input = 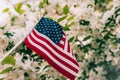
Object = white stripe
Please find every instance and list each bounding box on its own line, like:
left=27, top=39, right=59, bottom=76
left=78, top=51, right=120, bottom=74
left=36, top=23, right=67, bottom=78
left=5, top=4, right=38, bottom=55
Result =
left=27, top=36, right=77, bottom=76
left=59, top=40, right=64, bottom=45
left=64, top=38, right=68, bottom=52
left=63, top=35, right=65, bottom=38
left=34, top=29, right=77, bottom=61
left=31, top=32, right=79, bottom=69
left=64, top=39, right=74, bottom=57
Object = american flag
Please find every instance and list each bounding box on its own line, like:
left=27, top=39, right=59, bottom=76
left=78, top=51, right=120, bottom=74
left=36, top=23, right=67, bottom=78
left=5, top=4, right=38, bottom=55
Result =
left=24, top=17, right=79, bottom=80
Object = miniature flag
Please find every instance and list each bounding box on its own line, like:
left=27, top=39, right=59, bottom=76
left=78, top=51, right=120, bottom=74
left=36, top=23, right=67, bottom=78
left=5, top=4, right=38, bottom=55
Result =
left=24, top=17, right=79, bottom=80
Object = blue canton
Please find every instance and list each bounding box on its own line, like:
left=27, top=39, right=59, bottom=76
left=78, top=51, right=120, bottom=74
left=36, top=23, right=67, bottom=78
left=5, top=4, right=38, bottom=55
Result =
left=35, top=17, right=63, bottom=44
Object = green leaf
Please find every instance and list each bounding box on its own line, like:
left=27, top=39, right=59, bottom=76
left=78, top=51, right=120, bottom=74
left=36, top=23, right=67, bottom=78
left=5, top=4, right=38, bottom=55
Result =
left=115, top=7, right=120, bottom=14
left=14, top=3, right=24, bottom=15
left=26, top=4, right=31, bottom=8
left=55, top=3, right=60, bottom=10
left=83, top=35, right=91, bottom=41
left=11, top=16, right=17, bottom=22
left=57, top=16, right=67, bottom=22
left=63, top=26, right=69, bottom=31
left=67, top=22, right=74, bottom=27
left=79, top=19, right=90, bottom=26
left=88, top=61, right=96, bottom=71
left=0, top=67, right=13, bottom=74
left=43, top=65, right=50, bottom=70
left=63, top=22, right=74, bottom=31
left=40, top=74, right=47, bottom=80
left=63, top=5, right=69, bottom=15
left=4, top=32, right=14, bottom=39
left=94, top=0, right=98, bottom=5
left=43, top=0, right=49, bottom=4
left=116, top=38, right=120, bottom=43
left=2, top=8, right=9, bottom=13
left=11, top=16, right=17, bottom=26
left=0, top=25, right=6, bottom=30
left=68, top=37, right=74, bottom=42
left=39, top=2, right=44, bottom=8
left=1, top=55, right=16, bottom=65
left=39, top=0, right=49, bottom=8
left=5, top=41, right=15, bottom=51
left=82, top=70, right=89, bottom=79
left=24, top=72, right=29, bottom=77
left=67, top=16, right=74, bottom=21
left=87, top=4, right=94, bottom=8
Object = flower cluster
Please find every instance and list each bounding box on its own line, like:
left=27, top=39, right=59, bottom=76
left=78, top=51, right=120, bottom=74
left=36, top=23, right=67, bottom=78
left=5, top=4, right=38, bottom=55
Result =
left=0, top=0, right=120, bottom=80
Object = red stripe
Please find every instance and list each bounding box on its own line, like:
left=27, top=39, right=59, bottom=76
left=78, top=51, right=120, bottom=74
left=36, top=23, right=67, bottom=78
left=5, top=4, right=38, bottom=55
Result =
left=64, top=39, right=66, bottom=49
left=32, top=30, right=79, bottom=66
left=72, top=51, right=74, bottom=56
left=58, top=42, right=64, bottom=49
left=67, top=43, right=70, bottom=53
left=61, top=35, right=65, bottom=42
left=58, top=36, right=65, bottom=49
left=29, top=33, right=78, bottom=72
left=24, top=38, right=76, bottom=80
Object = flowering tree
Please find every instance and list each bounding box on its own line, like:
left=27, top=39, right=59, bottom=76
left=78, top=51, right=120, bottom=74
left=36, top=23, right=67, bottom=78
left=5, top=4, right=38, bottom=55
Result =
left=0, top=0, right=120, bottom=80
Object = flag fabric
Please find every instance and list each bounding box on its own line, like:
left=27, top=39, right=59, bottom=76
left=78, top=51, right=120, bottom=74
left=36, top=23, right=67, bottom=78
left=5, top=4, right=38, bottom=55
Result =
left=24, top=17, right=79, bottom=80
